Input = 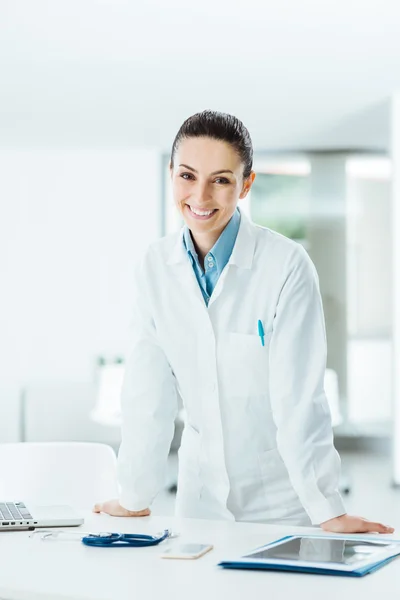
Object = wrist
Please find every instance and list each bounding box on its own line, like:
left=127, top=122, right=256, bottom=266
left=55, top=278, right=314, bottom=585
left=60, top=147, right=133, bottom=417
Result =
left=320, top=513, right=347, bottom=526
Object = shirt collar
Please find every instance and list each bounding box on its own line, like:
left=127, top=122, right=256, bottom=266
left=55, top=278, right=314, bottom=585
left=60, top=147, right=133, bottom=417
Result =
left=168, top=208, right=256, bottom=270
left=183, top=208, right=241, bottom=274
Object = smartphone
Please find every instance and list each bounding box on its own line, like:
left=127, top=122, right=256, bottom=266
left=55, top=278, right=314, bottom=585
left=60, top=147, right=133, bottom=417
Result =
left=160, top=543, right=213, bottom=560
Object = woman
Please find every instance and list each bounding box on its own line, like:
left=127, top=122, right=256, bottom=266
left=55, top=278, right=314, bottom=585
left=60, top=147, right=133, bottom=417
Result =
left=94, top=110, right=393, bottom=533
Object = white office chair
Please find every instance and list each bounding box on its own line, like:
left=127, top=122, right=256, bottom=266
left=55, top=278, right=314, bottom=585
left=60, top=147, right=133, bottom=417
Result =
left=0, top=442, right=119, bottom=508
left=22, top=383, right=121, bottom=448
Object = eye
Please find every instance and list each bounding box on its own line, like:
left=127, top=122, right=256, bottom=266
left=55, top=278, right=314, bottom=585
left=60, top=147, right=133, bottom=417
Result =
left=180, top=172, right=195, bottom=181
left=214, top=177, right=230, bottom=185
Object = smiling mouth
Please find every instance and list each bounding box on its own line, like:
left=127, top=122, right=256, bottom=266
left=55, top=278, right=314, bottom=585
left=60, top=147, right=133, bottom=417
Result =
left=187, top=205, right=218, bottom=218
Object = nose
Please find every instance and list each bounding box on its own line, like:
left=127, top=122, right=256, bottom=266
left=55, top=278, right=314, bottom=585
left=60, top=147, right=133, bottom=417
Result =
left=189, top=181, right=212, bottom=207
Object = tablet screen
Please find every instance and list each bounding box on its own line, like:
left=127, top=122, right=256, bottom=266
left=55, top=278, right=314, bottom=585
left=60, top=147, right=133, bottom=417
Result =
left=246, top=537, right=392, bottom=566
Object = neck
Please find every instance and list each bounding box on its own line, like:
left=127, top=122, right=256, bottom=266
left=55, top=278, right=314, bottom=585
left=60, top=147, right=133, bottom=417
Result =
left=191, top=229, right=222, bottom=264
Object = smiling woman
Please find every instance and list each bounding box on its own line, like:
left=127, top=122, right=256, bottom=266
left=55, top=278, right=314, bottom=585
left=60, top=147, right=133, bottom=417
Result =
left=169, top=111, right=255, bottom=265
left=94, top=110, right=394, bottom=536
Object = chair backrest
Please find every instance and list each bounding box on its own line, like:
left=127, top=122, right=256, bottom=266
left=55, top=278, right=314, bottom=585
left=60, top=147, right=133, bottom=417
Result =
left=22, top=382, right=121, bottom=446
left=0, top=442, right=119, bottom=508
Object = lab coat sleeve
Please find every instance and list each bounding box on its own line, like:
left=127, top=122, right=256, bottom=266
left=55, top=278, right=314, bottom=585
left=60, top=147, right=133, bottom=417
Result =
left=268, top=244, right=346, bottom=525
left=118, top=257, right=178, bottom=512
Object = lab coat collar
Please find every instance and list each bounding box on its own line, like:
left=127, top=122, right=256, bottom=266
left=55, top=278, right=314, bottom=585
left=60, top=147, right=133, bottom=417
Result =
left=228, top=210, right=256, bottom=269
left=167, top=208, right=256, bottom=269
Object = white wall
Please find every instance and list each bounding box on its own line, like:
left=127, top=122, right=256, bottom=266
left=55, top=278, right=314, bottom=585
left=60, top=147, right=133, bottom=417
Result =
left=0, top=148, right=161, bottom=441
left=347, top=339, right=391, bottom=423
left=345, top=174, right=392, bottom=424
left=347, top=176, right=391, bottom=337
left=391, top=92, right=400, bottom=484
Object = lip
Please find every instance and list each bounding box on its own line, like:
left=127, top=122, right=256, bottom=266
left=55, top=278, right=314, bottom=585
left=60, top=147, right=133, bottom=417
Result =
left=185, top=204, right=218, bottom=221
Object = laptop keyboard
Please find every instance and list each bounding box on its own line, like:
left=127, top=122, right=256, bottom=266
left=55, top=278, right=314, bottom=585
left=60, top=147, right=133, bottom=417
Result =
left=0, top=502, right=33, bottom=521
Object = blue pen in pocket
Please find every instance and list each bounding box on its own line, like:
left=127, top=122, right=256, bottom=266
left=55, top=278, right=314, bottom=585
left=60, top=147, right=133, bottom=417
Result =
left=257, top=320, right=265, bottom=347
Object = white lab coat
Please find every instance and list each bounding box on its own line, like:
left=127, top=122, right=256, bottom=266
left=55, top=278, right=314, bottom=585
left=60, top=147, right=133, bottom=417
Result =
left=118, top=211, right=345, bottom=526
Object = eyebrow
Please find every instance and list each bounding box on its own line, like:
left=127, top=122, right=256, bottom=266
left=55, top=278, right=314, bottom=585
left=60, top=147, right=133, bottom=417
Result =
left=179, top=164, right=234, bottom=176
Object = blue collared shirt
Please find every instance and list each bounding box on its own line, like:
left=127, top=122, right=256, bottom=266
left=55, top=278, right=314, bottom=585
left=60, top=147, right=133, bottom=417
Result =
left=183, top=209, right=241, bottom=305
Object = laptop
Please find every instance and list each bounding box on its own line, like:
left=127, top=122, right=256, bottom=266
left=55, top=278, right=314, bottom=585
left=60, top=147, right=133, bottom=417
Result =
left=0, top=501, right=84, bottom=530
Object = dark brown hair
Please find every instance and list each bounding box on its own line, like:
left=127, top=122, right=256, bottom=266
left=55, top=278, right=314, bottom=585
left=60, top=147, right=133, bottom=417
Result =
left=171, top=110, right=253, bottom=179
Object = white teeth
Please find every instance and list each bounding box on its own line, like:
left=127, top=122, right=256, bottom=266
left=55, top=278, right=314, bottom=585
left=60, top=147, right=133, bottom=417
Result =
left=189, top=206, right=215, bottom=216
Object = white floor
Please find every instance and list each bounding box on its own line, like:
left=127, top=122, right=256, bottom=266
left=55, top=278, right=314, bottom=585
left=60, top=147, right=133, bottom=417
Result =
left=151, top=450, right=400, bottom=531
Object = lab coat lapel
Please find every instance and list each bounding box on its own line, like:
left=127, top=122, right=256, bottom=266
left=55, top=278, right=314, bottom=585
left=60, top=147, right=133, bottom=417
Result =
left=166, top=212, right=257, bottom=310
left=208, top=211, right=256, bottom=308
left=167, top=228, right=207, bottom=309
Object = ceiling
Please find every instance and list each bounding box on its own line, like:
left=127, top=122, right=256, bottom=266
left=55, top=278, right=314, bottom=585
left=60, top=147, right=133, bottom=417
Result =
left=1, top=0, right=399, bottom=151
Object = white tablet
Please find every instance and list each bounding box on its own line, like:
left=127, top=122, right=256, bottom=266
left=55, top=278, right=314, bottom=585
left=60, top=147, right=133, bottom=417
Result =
left=241, top=535, right=400, bottom=572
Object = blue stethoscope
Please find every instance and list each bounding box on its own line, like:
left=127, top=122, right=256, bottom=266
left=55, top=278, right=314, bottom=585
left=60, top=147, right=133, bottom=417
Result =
left=81, top=529, right=173, bottom=548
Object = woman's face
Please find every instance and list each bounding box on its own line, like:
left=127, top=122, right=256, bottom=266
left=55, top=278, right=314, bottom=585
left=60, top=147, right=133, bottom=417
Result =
left=171, top=136, right=255, bottom=237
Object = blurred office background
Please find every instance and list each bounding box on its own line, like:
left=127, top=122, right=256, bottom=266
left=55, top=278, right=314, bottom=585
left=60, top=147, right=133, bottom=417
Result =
left=1, top=0, right=400, bottom=525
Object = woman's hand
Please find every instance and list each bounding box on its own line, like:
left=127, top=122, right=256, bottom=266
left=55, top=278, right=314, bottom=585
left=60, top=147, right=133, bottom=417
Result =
left=321, top=514, right=394, bottom=534
left=92, top=499, right=150, bottom=517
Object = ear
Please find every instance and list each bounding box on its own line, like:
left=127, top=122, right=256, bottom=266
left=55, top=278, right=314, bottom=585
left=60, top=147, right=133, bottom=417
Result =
left=239, top=171, right=256, bottom=199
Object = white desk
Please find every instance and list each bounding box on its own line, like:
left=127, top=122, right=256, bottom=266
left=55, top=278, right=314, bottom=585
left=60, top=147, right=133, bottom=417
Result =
left=0, top=512, right=399, bottom=600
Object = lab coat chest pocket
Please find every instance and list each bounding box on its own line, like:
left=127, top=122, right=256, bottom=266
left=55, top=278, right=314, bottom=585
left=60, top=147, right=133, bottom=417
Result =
left=220, top=332, right=271, bottom=397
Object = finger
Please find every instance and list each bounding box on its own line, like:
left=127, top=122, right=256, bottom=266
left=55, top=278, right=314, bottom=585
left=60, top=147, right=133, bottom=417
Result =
left=361, top=521, right=394, bottom=534
left=130, top=508, right=150, bottom=517
left=92, top=503, right=103, bottom=513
